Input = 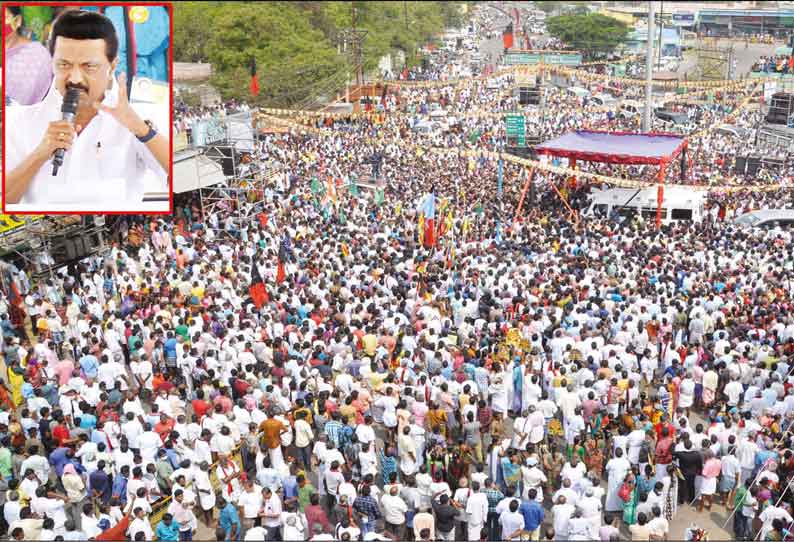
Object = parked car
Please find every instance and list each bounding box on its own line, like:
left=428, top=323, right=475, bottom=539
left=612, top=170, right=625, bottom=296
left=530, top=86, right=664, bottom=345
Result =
left=715, top=124, right=749, bottom=138
left=734, top=209, right=794, bottom=229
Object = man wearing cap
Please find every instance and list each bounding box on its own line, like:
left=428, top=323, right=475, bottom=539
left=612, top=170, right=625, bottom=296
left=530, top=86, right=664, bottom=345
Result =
left=521, top=457, right=546, bottom=503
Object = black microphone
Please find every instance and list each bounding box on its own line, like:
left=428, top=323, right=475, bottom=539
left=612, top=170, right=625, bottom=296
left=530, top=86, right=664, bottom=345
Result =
left=52, top=87, right=81, bottom=176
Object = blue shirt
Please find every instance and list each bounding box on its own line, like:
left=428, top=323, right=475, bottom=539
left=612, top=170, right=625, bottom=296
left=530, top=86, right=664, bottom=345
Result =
left=282, top=475, right=298, bottom=500
left=49, top=447, right=71, bottom=477
left=164, top=338, right=177, bottom=359
left=111, top=474, right=128, bottom=505
left=520, top=499, right=545, bottom=531
left=156, top=520, right=180, bottom=541
left=219, top=503, right=242, bottom=541
left=79, top=354, right=99, bottom=379
left=79, top=413, right=97, bottom=431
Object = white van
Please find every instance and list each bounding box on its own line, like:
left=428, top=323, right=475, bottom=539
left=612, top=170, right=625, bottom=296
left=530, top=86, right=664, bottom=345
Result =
left=429, top=109, right=449, bottom=131
left=567, top=86, right=591, bottom=100
left=584, top=186, right=706, bottom=224
left=591, top=93, right=617, bottom=107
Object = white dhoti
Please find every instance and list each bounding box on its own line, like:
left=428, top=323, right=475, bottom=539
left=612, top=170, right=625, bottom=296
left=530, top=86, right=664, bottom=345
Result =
left=468, top=523, right=484, bottom=542
left=269, top=445, right=286, bottom=471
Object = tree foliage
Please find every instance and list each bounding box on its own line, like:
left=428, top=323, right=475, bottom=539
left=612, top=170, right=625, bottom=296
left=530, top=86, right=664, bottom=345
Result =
left=173, top=1, right=467, bottom=107
left=546, top=13, right=629, bottom=60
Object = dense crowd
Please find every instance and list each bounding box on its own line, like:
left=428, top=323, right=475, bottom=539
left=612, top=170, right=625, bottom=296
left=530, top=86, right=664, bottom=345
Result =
left=3, top=7, right=794, bottom=542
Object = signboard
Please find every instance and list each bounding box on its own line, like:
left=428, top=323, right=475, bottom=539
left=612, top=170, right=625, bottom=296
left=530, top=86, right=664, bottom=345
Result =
left=504, top=52, right=539, bottom=65
left=672, top=12, right=695, bottom=26
left=0, top=215, right=43, bottom=235
left=550, top=54, right=583, bottom=66
left=505, top=114, right=526, bottom=147
left=192, top=118, right=227, bottom=146
left=504, top=52, right=582, bottom=66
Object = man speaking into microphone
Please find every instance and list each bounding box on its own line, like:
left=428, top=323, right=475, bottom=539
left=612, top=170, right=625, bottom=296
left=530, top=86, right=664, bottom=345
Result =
left=4, top=9, right=169, bottom=212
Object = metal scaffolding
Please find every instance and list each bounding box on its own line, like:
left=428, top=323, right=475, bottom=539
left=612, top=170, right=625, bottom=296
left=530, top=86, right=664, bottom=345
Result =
left=0, top=216, right=108, bottom=279
left=694, top=43, right=734, bottom=80
left=193, top=110, right=271, bottom=222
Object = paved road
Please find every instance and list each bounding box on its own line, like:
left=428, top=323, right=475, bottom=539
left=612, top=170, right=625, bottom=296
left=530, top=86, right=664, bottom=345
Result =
left=679, top=40, right=778, bottom=79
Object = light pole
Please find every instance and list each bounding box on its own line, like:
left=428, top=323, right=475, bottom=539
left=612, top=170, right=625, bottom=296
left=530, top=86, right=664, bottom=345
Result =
left=644, top=0, right=656, bottom=132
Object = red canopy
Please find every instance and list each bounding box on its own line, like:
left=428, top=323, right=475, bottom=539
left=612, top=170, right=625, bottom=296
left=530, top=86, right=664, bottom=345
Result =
left=535, top=130, right=688, bottom=166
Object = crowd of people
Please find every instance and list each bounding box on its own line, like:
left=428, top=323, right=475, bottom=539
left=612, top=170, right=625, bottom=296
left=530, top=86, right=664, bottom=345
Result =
left=2, top=6, right=794, bottom=542
left=751, top=55, right=794, bottom=75
left=174, top=99, right=253, bottom=147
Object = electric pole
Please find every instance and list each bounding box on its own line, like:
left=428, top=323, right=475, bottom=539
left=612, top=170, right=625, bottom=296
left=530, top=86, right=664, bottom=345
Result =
left=338, top=2, right=367, bottom=86
left=644, top=0, right=655, bottom=132
left=657, top=0, right=664, bottom=69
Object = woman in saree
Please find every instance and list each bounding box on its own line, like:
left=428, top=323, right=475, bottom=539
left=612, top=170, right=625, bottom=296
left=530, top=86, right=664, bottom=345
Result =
left=622, top=469, right=639, bottom=526
left=6, top=362, right=25, bottom=407
left=501, top=452, right=522, bottom=493
left=0, top=381, right=15, bottom=412
left=567, top=436, right=586, bottom=464
left=544, top=443, right=566, bottom=491
left=584, top=435, right=605, bottom=479
left=662, top=464, right=678, bottom=521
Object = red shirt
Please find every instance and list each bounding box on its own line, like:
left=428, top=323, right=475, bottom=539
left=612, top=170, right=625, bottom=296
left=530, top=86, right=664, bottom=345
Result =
left=654, top=422, right=676, bottom=441
left=192, top=399, right=211, bottom=421
left=232, top=378, right=250, bottom=397
left=97, top=514, right=130, bottom=541
left=52, top=423, right=71, bottom=446
left=154, top=419, right=175, bottom=441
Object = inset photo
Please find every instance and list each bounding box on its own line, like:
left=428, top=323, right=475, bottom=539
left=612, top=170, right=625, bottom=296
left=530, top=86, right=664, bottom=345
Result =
left=3, top=3, right=172, bottom=213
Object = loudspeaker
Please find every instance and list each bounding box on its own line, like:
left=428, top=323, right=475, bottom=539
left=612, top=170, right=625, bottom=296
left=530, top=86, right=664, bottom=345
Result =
left=734, top=156, right=747, bottom=174
left=746, top=156, right=761, bottom=176
left=519, top=86, right=541, bottom=105
left=205, top=146, right=235, bottom=176
left=51, top=236, right=91, bottom=263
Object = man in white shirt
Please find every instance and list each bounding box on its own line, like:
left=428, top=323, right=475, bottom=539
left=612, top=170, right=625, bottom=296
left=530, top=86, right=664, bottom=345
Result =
left=381, top=485, right=409, bottom=540
left=236, top=480, right=264, bottom=533
left=498, top=499, right=525, bottom=541
left=260, top=487, right=283, bottom=540
left=464, top=481, right=488, bottom=542
left=127, top=507, right=154, bottom=540
left=5, top=10, right=168, bottom=211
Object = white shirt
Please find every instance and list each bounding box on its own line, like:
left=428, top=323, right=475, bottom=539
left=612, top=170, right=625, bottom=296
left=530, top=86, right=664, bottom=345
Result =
left=5, top=78, right=167, bottom=211
left=465, top=492, right=488, bottom=526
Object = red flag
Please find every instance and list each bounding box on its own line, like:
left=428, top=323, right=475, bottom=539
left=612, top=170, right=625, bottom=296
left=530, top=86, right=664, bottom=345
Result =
left=503, top=23, right=514, bottom=50
left=249, top=58, right=260, bottom=96
left=424, top=218, right=436, bottom=248
left=248, top=262, right=268, bottom=308
left=276, top=241, right=288, bottom=284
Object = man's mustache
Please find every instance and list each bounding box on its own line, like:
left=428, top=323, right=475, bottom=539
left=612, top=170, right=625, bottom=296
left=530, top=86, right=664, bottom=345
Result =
left=65, top=83, right=89, bottom=93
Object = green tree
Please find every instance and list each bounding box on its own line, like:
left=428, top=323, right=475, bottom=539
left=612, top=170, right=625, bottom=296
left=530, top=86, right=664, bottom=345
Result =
left=173, top=1, right=468, bottom=107
left=546, top=13, right=629, bottom=60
